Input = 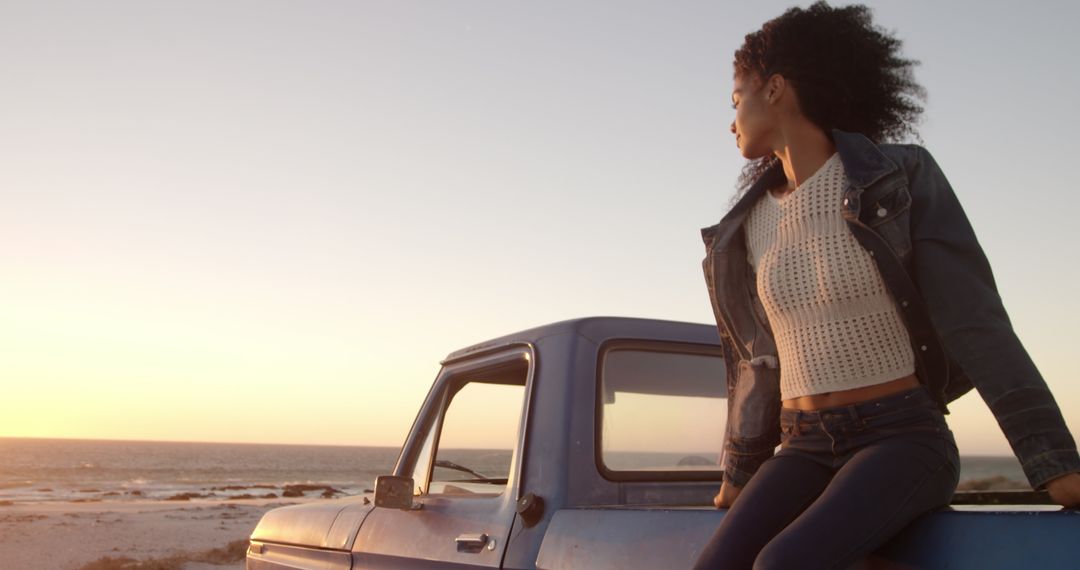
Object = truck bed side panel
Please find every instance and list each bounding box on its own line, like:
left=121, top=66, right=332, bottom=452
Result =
left=535, top=507, right=1080, bottom=569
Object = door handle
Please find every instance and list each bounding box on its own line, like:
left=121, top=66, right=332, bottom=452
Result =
left=455, top=533, right=494, bottom=552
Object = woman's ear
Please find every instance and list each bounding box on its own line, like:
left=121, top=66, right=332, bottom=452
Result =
left=765, top=74, right=787, bottom=104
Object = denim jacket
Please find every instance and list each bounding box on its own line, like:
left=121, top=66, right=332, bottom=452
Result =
left=701, top=129, right=1080, bottom=491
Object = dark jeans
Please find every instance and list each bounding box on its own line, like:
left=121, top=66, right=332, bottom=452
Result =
left=693, top=385, right=960, bottom=570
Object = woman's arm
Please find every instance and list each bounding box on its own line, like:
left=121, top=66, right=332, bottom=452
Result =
left=905, top=146, right=1080, bottom=492
left=715, top=329, right=781, bottom=488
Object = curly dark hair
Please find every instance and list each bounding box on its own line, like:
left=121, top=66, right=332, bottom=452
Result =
left=733, top=1, right=925, bottom=193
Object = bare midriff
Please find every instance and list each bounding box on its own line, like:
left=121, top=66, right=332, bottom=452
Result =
left=781, top=373, right=921, bottom=411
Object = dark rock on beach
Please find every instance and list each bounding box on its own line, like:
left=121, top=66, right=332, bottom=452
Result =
left=281, top=484, right=342, bottom=498
left=957, top=475, right=1028, bottom=491
left=208, top=484, right=278, bottom=492
left=226, top=493, right=278, bottom=501
left=165, top=493, right=214, bottom=501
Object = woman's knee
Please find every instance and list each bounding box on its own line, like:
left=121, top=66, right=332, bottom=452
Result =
left=751, top=539, right=801, bottom=570
left=691, top=521, right=760, bottom=570
left=752, top=529, right=843, bottom=570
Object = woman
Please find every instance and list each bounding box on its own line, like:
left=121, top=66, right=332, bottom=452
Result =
left=694, top=3, right=1080, bottom=569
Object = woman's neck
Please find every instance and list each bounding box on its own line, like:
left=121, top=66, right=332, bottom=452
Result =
left=771, top=124, right=836, bottom=193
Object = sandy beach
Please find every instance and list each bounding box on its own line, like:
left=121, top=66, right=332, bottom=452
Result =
left=0, top=497, right=320, bottom=570
left=0, top=438, right=393, bottom=568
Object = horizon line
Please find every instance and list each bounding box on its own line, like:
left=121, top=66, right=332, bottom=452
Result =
left=0, top=435, right=403, bottom=449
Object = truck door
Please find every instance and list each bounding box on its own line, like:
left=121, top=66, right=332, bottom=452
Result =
left=353, top=348, right=532, bottom=569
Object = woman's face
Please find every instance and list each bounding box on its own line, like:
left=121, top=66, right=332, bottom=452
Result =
left=730, top=72, right=777, bottom=159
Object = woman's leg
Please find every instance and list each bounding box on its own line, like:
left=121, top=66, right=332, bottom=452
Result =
left=692, top=451, right=834, bottom=570
left=752, top=434, right=959, bottom=570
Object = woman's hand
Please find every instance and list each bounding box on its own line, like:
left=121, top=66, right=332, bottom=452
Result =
left=1044, top=472, right=1080, bottom=508
left=713, top=481, right=743, bottom=508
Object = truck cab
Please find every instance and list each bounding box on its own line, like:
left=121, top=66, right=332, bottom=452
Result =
left=247, top=317, right=1079, bottom=570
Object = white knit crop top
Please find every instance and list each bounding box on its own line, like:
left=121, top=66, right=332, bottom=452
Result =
left=744, top=153, right=915, bottom=400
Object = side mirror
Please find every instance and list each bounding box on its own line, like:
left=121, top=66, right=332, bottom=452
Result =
left=374, top=475, right=420, bottom=510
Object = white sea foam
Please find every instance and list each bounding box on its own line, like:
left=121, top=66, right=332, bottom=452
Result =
left=0, top=437, right=401, bottom=503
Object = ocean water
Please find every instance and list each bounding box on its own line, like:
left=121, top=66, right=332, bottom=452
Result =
left=0, top=438, right=403, bottom=503
left=0, top=438, right=1028, bottom=504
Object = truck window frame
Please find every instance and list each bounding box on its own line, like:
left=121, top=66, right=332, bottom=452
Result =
left=393, top=344, right=536, bottom=499
left=594, top=339, right=727, bottom=482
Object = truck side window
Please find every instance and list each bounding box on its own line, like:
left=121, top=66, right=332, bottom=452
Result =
left=599, top=346, right=727, bottom=476
left=425, top=380, right=522, bottom=496
left=424, top=367, right=527, bottom=497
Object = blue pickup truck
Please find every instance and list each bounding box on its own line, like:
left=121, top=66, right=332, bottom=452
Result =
left=245, top=317, right=1079, bottom=569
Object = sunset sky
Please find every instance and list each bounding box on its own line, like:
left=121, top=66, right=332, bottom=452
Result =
left=3, top=0, right=1079, bottom=456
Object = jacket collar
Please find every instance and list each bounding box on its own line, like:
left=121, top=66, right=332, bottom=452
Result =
left=831, top=129, right=898, bottom=189
left=700, top=129, right=898, bottom=249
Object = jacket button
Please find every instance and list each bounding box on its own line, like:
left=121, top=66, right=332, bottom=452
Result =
left=877, top=207, right=888, bottom=217
left=920, top=345, right=928, bottom=351
left=901, top=300, right=909, bottom=308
